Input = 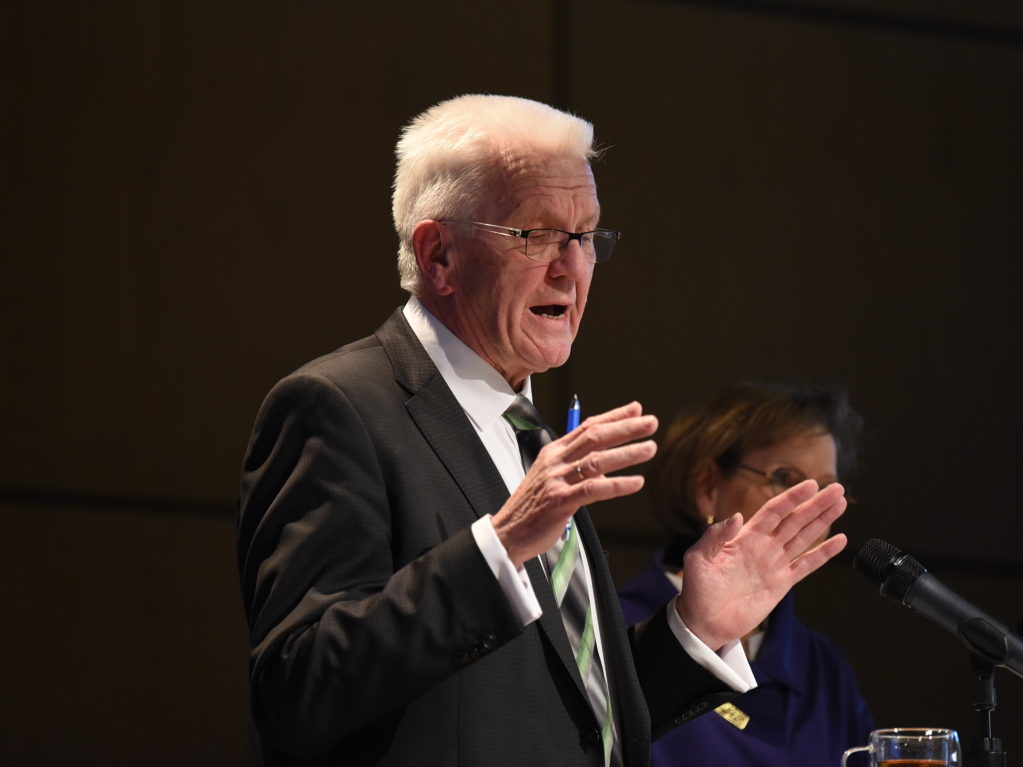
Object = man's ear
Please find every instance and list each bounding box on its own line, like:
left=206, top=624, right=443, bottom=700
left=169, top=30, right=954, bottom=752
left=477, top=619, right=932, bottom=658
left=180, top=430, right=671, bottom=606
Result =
left=412, top=220, right=455, bottom=296
left=693, top=462, right=720, bottom=522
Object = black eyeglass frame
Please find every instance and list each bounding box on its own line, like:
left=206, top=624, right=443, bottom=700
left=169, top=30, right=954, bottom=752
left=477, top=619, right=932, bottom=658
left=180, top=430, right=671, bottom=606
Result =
left=734, top=462, right=856, bottom=504
left=441, top=220, right=621, bottom=264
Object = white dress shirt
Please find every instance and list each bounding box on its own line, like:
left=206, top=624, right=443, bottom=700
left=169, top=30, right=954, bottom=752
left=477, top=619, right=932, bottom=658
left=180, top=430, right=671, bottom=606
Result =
left=402, top=297, right=755, bottom=693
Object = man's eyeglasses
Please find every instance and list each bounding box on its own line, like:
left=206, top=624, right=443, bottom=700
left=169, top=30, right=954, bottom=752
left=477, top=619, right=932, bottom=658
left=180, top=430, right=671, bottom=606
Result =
left=735, top=463, right=855, bottom=503
left=443, top=220, right=620, bottom=264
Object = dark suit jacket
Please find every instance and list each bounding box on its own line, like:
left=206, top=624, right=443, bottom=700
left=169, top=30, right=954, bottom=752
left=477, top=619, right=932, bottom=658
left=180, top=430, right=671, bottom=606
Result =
left=237, top=308, right=735, bottom=766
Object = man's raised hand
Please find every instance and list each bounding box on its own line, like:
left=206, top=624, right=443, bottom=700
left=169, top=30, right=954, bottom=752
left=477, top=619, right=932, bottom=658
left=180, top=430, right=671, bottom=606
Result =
left=492, top=401, right=658, bottom=567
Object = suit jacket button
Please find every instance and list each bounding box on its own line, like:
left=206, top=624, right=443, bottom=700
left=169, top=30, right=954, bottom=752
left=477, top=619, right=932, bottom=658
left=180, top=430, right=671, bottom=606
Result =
left=483, top=634, right=497, bottom=649
left=580, top=728, right=601, bottom=751
left=455, top=652, right=470, bottom=666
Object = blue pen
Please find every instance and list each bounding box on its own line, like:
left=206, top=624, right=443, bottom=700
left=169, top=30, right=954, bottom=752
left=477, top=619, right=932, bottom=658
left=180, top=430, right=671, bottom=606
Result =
left=566, top=393, right=580, bottom=433
left=564, top=394, right=580, bottom=540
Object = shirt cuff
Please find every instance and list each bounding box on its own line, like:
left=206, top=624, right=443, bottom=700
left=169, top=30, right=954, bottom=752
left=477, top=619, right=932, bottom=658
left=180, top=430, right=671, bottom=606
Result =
left=665, top=602, right=758, bottom=693
left=471, top=516, right=543, bottom=626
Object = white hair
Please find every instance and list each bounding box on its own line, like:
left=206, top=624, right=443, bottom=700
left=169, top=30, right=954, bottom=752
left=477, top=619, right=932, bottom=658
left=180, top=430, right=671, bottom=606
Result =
left=392, top=94, right=597, bottom=294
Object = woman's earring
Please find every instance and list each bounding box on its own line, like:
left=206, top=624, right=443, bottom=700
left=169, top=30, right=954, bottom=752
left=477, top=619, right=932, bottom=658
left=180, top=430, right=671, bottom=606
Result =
left=705, top=514, right=715, bottom=526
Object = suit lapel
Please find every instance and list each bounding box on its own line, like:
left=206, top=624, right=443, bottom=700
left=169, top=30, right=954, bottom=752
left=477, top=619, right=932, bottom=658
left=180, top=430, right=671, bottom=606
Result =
left=376, top=308, right=599, bottom=717
left=407, top=376, right=512, bottom=521
left=376, top=308, right=509, bottom=521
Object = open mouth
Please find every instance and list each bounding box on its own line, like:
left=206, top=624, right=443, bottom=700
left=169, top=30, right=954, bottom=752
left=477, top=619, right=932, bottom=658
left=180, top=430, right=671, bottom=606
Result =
left=530, top=305, right=567, bottom=320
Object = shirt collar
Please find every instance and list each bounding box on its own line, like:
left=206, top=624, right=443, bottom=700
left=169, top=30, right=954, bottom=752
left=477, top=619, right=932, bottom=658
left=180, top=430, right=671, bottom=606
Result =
left=403, top=296, right=532, bottom=430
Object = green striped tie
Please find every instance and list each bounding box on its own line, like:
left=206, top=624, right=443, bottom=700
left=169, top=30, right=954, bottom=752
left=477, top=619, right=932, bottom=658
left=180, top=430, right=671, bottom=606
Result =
left=547, top=519, right=621, bottom=767
left=503, top=395, right=621, bottom=767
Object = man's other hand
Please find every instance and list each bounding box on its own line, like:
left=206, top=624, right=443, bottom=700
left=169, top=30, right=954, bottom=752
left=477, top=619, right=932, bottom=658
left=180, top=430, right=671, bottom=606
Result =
left=675, top=480, right=848, bottom=651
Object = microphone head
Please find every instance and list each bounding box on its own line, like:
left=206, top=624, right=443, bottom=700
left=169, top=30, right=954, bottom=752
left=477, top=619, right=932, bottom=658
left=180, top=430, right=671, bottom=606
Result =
left=853, top=538, right=902, bottom=588
left=853, top=538, right=926, bottom=603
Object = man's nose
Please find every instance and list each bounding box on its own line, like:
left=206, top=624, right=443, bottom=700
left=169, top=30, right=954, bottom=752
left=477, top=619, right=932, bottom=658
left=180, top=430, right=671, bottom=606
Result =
left=548, top=238, right=591, bottom=279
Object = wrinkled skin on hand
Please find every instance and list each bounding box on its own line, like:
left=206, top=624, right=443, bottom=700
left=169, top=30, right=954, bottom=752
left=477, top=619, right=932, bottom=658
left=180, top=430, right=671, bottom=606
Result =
left=675, top=480, right=848, bottom=651
left=492, top=401, right=658, bottom=567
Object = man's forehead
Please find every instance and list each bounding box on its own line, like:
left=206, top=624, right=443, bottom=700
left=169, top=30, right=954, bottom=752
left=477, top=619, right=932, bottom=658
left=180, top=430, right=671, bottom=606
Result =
left=502, top=152, right=593, bottom=184
left=485, top=153, right=599, bottom=222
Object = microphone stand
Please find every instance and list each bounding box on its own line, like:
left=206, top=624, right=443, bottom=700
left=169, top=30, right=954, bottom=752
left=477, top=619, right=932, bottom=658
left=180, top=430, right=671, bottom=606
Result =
left=964, top=653, right=1008, bottom=767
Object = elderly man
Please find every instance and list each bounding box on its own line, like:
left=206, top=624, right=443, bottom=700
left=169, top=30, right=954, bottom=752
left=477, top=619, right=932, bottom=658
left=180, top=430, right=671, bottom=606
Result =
left=237, top=95, right=848, bottom=767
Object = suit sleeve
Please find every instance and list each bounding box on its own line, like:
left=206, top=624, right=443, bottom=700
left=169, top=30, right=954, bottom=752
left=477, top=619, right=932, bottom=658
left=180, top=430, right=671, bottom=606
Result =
left=237, top=371, right=523, bottom=760
left=628, top=604, right=738, bottom=741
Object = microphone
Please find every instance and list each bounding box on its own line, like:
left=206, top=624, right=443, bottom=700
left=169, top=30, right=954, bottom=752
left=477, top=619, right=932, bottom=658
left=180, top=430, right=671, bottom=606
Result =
left=853, top=539, right=1023, bottom=680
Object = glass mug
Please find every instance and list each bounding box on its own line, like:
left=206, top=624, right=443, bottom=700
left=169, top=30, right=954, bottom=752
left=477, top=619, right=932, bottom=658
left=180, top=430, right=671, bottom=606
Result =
left=843, top=728, right=961, bottom=767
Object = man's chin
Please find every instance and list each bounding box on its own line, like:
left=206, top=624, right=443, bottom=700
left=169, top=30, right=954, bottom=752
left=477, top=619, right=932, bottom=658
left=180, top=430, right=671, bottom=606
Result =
left=512, top=331, right=575, bottom=376
left=530, top=345, right=572, bottom=373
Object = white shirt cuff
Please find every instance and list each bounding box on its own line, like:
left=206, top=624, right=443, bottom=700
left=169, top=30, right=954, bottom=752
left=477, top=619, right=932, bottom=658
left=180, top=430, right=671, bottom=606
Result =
left=665, top=602, right=758, bottom=693
left=471, top=516, right=543, bottom=626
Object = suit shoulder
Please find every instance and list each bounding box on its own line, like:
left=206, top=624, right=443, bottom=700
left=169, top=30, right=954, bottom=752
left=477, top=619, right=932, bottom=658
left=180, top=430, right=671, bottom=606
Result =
left=279, top=334, right=395, bottom=394
left=296, top=334, right=383, bottom=373
left=242, top=334, right=400, bottom=484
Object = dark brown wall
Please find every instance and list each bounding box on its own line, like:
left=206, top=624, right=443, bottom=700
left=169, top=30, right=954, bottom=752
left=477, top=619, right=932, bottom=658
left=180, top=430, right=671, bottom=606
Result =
left=564, top=0, right=1023, bottom=742
left=2, top=1, right=1021, bottom=763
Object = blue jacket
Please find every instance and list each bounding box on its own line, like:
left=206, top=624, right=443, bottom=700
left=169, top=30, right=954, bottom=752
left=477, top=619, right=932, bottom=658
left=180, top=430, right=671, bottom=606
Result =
left=618, top=549, right=874, bottom=767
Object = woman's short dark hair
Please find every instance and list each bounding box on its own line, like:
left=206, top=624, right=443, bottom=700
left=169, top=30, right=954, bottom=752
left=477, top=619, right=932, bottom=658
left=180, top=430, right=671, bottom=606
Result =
left=650, top=383, right=862, bottom=551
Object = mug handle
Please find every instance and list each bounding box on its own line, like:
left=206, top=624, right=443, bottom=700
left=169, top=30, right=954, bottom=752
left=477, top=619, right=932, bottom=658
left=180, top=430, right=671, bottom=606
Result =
left=843, top=745, right=870, bottom=767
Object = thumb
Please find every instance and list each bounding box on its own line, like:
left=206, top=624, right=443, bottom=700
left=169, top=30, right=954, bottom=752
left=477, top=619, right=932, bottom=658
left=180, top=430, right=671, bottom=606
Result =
left=695, top=513, right=744, bottom=557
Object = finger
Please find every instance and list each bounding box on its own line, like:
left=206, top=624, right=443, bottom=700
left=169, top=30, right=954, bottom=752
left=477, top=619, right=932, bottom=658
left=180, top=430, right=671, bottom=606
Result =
left=560, top=414, right=658, bottom=458
left=569, top=474, right=646, bottom=506
left=742, top=479, right=820, bottom=533
left=576, top=440, right=657, bottom=478
left=574, top=401, right=644, bottom=426
left=789, top=533, right=848, bottom=584
left=781, top=495, right=847, bottom=559
left=773, top=483, right=846, bottom=544
left=683, top=512, right=744, bottom=564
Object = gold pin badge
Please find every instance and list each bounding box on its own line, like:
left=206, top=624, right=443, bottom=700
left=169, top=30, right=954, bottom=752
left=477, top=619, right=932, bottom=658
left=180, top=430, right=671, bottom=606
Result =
left=713, top=702, right=750, bottom=730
